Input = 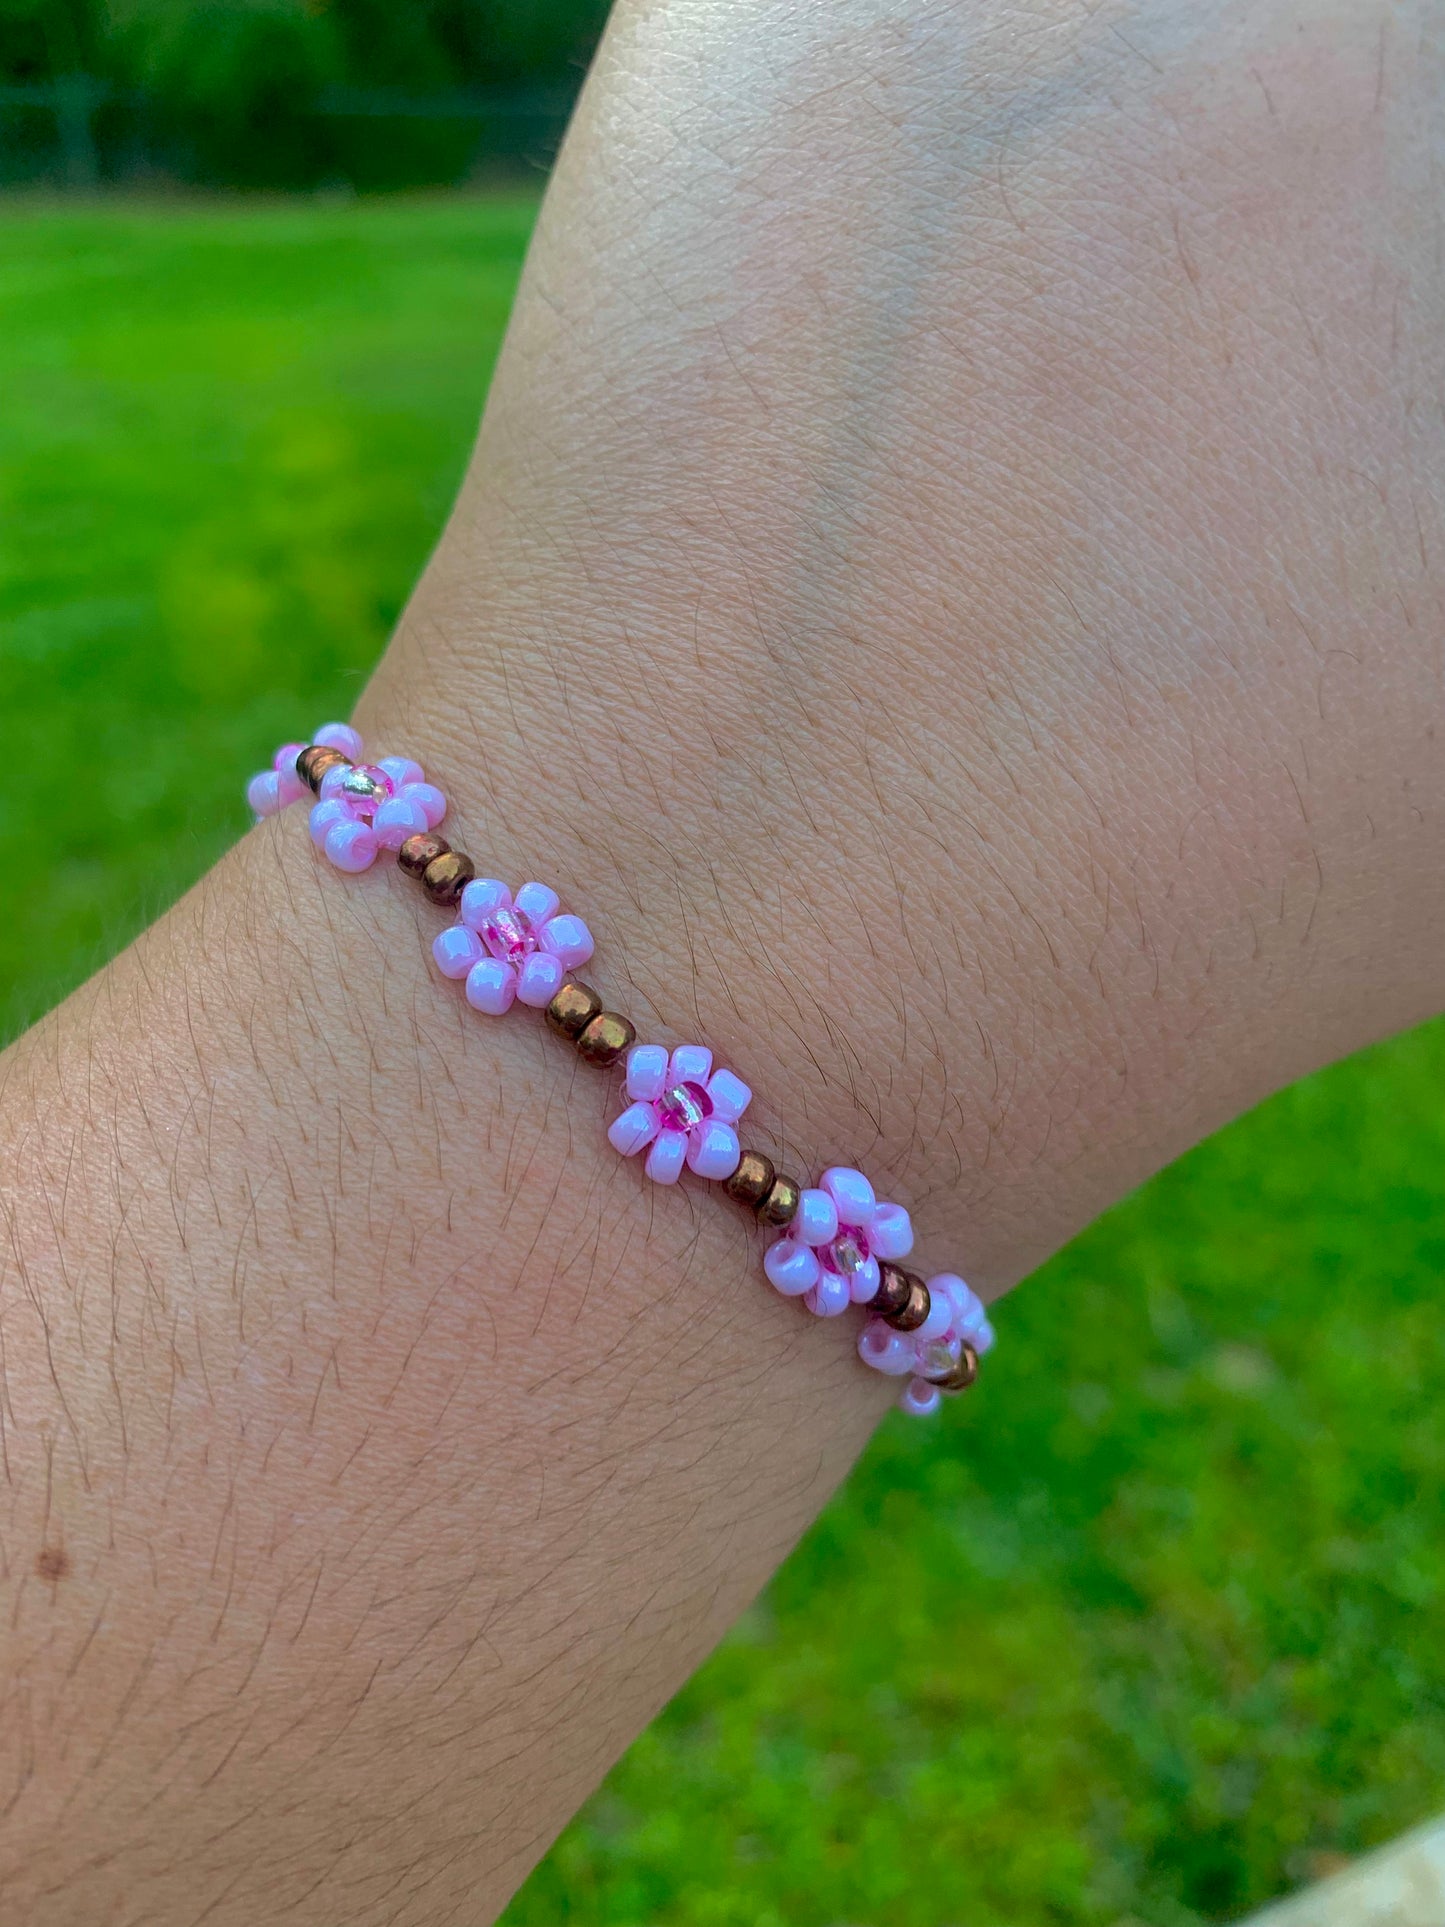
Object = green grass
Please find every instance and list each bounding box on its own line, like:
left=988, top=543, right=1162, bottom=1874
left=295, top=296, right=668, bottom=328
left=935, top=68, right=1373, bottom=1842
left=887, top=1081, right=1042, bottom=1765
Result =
left=3, top=195, right=1444, bottom=1926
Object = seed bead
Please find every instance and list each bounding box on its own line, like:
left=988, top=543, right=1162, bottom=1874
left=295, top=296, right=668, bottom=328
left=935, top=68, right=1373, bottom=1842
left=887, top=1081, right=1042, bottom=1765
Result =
left=885, top=1276, right=932, bottom=1333
left=297, top=744, right=350, bottom=793
left=757, top=1173, right=800, bottom=1228
left=576, top=1012, right=636, bottom=1067
left=927, top=1342, right=980, bottom=1393
left=422, top=851, right=475, bottom=907
left=724, top=1151, right=775, bottom=1208
left=871, top=1263, right=916, bottom=1321
left=545, top=981, right=603, bottom=1039
left=398, top=831, right=451, bottom=879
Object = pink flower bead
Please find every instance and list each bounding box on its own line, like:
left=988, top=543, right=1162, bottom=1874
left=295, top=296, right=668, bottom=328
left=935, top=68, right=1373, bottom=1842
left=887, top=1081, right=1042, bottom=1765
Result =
left=452, top=882, right=593, bottom=1017
left=804, top=1272, right=850, bottom=1318
left=377, top=755, right=425, bottom=791
left=857, top=1321, right=917, bottom=1376
left=399, top=781, right=447, bottom=829
left=433, top=924, right=483, bottom=980
left=538, top=915, right=593, bottom=971
left=308, top=797, right=351, bottom=847
left=372, top=794, right=431, bottom=850
left=645, top=1130, right=688, bottom=1186
left=273, top=742, right=309, bottom=807
left=449, top=879, right=592, bottom=1016
left=314, top=721, right=363, bottom=758
left=763, top=1238, right=819, bottom=1297
left=900, top=1378, right=942, bottom=1418
left=608, top=1044, right=750, bottom=1184
left=322, top=820, right=378, bottom=872
left=775, top=1164, right=913, bottom=1310
left=466, top=959, right=517, bottom=1015
left=247, top=770, right=282, bottom=817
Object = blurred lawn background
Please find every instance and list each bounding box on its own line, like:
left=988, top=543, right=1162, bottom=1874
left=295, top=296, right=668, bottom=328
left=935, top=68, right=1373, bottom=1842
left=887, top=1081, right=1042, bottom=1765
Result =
left=5, top=188, right=1445, bottom=1927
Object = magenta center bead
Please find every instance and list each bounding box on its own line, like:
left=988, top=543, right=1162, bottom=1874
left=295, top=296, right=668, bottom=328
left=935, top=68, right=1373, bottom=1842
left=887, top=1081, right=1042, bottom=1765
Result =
left=479, top=905, right=536, bottom=963
left=340, top=764, right=394, bottom=815
left=821, top=1224, right=871, bottom=1276
left=655, top=1081, right=712, bottom=1133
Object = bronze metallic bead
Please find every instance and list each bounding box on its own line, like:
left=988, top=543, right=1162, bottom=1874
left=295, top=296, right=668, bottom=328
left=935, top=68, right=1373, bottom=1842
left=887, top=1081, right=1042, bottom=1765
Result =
left=422, top=850, right=475, bottom=907
left=397, top=831, right=450, bottom=879
left=724, top=1150, right=775, bottom=1209
left=871, top=1262, right=916, bottom=1321
left=297, top=744, right=350, bottom=793
left=931, top=1342, right=980, bottom=1394
left=756, top=1173, right=800, bottom=1228
left=886, top=1276, right=931, bottom=1333
left=545, top=981, right=603, bottom=1039
left=575, top=1011, right=636, bottom=1067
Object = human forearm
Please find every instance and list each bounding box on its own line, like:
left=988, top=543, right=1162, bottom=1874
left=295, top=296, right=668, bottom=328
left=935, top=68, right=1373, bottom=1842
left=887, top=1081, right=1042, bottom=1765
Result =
left=3, top=1, right=1444, bottom=1921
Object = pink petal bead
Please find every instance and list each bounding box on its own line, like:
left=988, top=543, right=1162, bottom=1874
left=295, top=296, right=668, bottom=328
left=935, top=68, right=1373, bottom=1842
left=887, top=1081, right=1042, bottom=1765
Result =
left=465, top=958, right=517, bottom=1015
left=705, top=1068, right=751, bottom=1124
left=314, top=721, right=363, bottom=758
left=319, top=763, right=351, bottom=802
left=850, top=1255, right=882, bottom=1305
left=399, top=781, right=447, bottom=829
left=869, top=1201, right=914, bottom=1262
left=308, top=797, right=351, bottom=847
left=933, top=1273, right=984, bottom=1340
left=686, top=1119, right=740, bottom=1181
left=913, top=1290, right=954, bottom=1344
left=538, top=914, right=593, bottom=970
left=608, top=1101, right=660, bottom=1158
left=822, top=1166, right=875, bottom=1226
left=645, top=1130, right=688, bottom=1185
left=669, top=1044, right=712, bottom=1085
left=322, top=820, right=378, bottom=872
left=514, top=881, right=560, bottom=925
left=764, top=1239, right=820, bottom=1297
left=377, top=755, right=425, bottom=790
left=626, top=1044, right=669, bottom=1102
left=804, top=1272, right=850, bottom=1318
left=274, top=740, right=307, bottom=774
left=460, top=879, right=511, bottom=928
left=433, top=924, right=483, bottom=980
left=858, top=1321, right=917, bottom=1376
left=276, top=763, right=308, bottom=808
left=372, top=794, right=431, bottom=850
left=516, top=952, right=565, bottom=1007
left=900, top=1378, right=942, bottom=1418
left=973, top=1318, right=996, bottom=1356
left=794, top=1187, right=840, bottom=1248
left=247, top=770, right=282, bottom=816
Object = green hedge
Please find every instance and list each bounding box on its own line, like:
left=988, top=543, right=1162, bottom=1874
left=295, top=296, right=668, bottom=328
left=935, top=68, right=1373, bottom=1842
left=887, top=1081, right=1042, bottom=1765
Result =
left=0, top=0, right=612, bottom=187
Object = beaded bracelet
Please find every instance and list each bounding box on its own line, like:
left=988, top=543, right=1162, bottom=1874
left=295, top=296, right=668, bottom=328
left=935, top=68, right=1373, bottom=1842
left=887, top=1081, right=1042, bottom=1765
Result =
left=248, top=725, right=996, bottom=1416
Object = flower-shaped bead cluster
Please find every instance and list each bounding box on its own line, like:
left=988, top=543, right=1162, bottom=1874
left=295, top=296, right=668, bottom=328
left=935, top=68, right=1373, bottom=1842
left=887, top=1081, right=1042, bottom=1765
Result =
left=433, top=878, right=594, bottom=1015
left=858, top=1273, right=995, bottom=1417
left=762, top=1165, right=914, bottom=1319
left=246, top=724, right=448, bottom=875
left=609, top=1045, right=752, bottom=1185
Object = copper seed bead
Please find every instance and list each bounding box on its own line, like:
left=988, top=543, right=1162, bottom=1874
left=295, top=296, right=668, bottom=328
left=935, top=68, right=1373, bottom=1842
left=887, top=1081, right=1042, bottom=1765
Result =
left=756, top=1174, right=800, bottom=1228
left=576, top=1011, right=636, bottom=1067
left=886, top=1276, right=932, bottom=1334
left=545, top=981, right=603, bottom=1039
left=397, top=831, right=450, bottom=879
left=422, top=850, right=475, bottom=907
left=297, top=744, right=349, bottom=793
left=930, top=1342, right=980, bottom=1394
left=724, top=1151, right=775, bottom=1209
left=872, top=1263, right=916, bottom=1322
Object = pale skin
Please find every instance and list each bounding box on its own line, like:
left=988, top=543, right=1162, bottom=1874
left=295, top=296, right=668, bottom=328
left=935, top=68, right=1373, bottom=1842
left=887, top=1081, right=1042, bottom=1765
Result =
left=1, top=0, right=1442, bottom=1918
